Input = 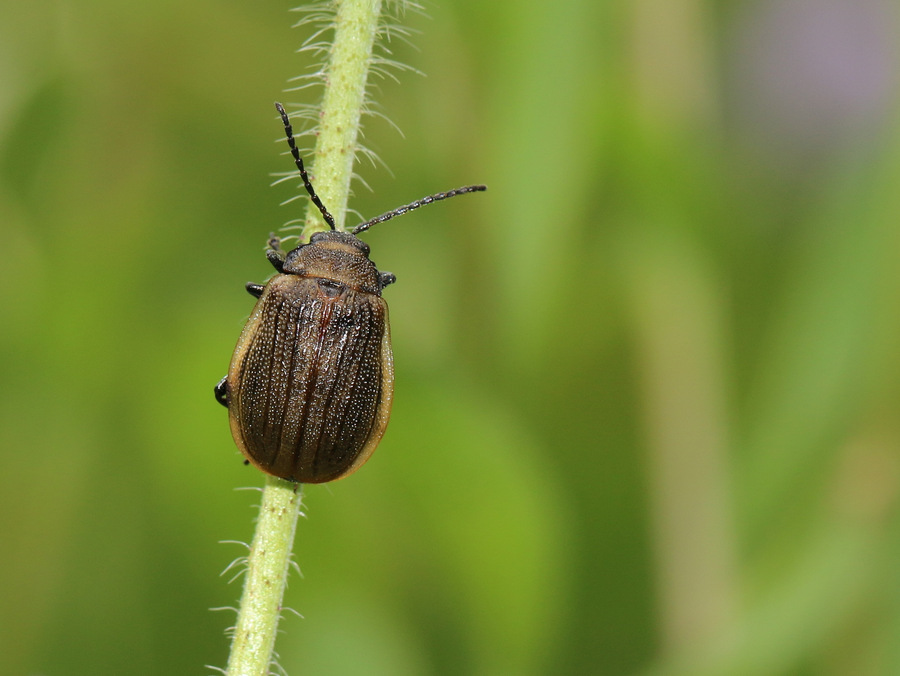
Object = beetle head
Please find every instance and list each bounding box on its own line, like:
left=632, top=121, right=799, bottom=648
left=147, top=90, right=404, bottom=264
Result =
left=282, top=230, right=381, bottom=293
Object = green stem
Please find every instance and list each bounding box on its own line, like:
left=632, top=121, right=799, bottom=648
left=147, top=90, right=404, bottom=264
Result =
left=224, top=2, right=384, bottom=675
left=225, top=477, right=302, bottom=676
left=302, top=0, right=384, bottom=238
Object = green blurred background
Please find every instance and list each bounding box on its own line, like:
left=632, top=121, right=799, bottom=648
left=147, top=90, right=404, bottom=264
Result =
left=2, top=0, right=899, bottom=674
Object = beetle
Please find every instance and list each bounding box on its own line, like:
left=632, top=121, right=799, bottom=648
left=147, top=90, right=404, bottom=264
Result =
left=215, top=102, right=485, bottom=484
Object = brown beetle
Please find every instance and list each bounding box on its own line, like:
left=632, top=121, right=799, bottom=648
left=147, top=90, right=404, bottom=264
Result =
left=215, top=103, right=485, bottom=483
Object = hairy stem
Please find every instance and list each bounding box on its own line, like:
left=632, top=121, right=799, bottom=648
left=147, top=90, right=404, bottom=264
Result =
left=224, top=1, right=384, bottom=674
left=225, top=478, right=302, bottom=676
left=301, top=0, right=384, bottom=238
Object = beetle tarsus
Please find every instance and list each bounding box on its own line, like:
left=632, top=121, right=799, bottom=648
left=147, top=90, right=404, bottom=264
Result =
left=214, top=377, right=229, bottom=407
left=246, top=283, right=264, bottom=298
left=379, top=271, right=396, bottom=289
left=266, top=236, right=286, bottom=272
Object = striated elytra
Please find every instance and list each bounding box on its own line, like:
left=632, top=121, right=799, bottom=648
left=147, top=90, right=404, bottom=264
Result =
left=214, top=103, right=485, bottom=483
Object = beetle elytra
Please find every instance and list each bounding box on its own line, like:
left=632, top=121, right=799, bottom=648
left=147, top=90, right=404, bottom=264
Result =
left=215, top=102, right=485, bottom=483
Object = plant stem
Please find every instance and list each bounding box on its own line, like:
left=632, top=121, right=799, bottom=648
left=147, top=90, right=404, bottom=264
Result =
left=224, top=1, right=384, bottom=674
left=301, top=0, right=384, bottom=238
left=225, top=477, right=302, bottom=676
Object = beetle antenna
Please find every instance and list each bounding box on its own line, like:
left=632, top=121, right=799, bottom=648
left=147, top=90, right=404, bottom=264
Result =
left=352, top=185, right=487, bottom=235
left=275, top=102, right=336, bottom=231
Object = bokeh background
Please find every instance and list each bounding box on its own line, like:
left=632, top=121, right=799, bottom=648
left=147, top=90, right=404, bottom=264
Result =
left=2, top=0, right=900, bottom=674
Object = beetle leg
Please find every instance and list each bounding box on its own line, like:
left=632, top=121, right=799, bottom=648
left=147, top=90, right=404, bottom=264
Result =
left=214, top=377, right=229, bottom=407
left=266, top=234, right=285, bottom=273
left=246, top=283, right=264, bottom=298
left=379, top=271, right=397, bottom=289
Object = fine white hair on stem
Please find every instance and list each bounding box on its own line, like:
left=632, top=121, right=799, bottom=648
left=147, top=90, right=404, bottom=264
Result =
left=220, top=556, right=249, bottom=583
left=289, top=557, right=304, bottom=578
left=270, top=658, right=291, bottom=676
left=233, top=485, right=264, bottom=493
left=209, top=606, right=239, bottom=615
left=216, top=539, right=251, bottom=583
left=281, top=606, right=305, bottom=620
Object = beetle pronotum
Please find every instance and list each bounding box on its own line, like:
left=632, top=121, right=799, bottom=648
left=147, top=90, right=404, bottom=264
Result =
left=215, top=103, right=486, bottom=484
